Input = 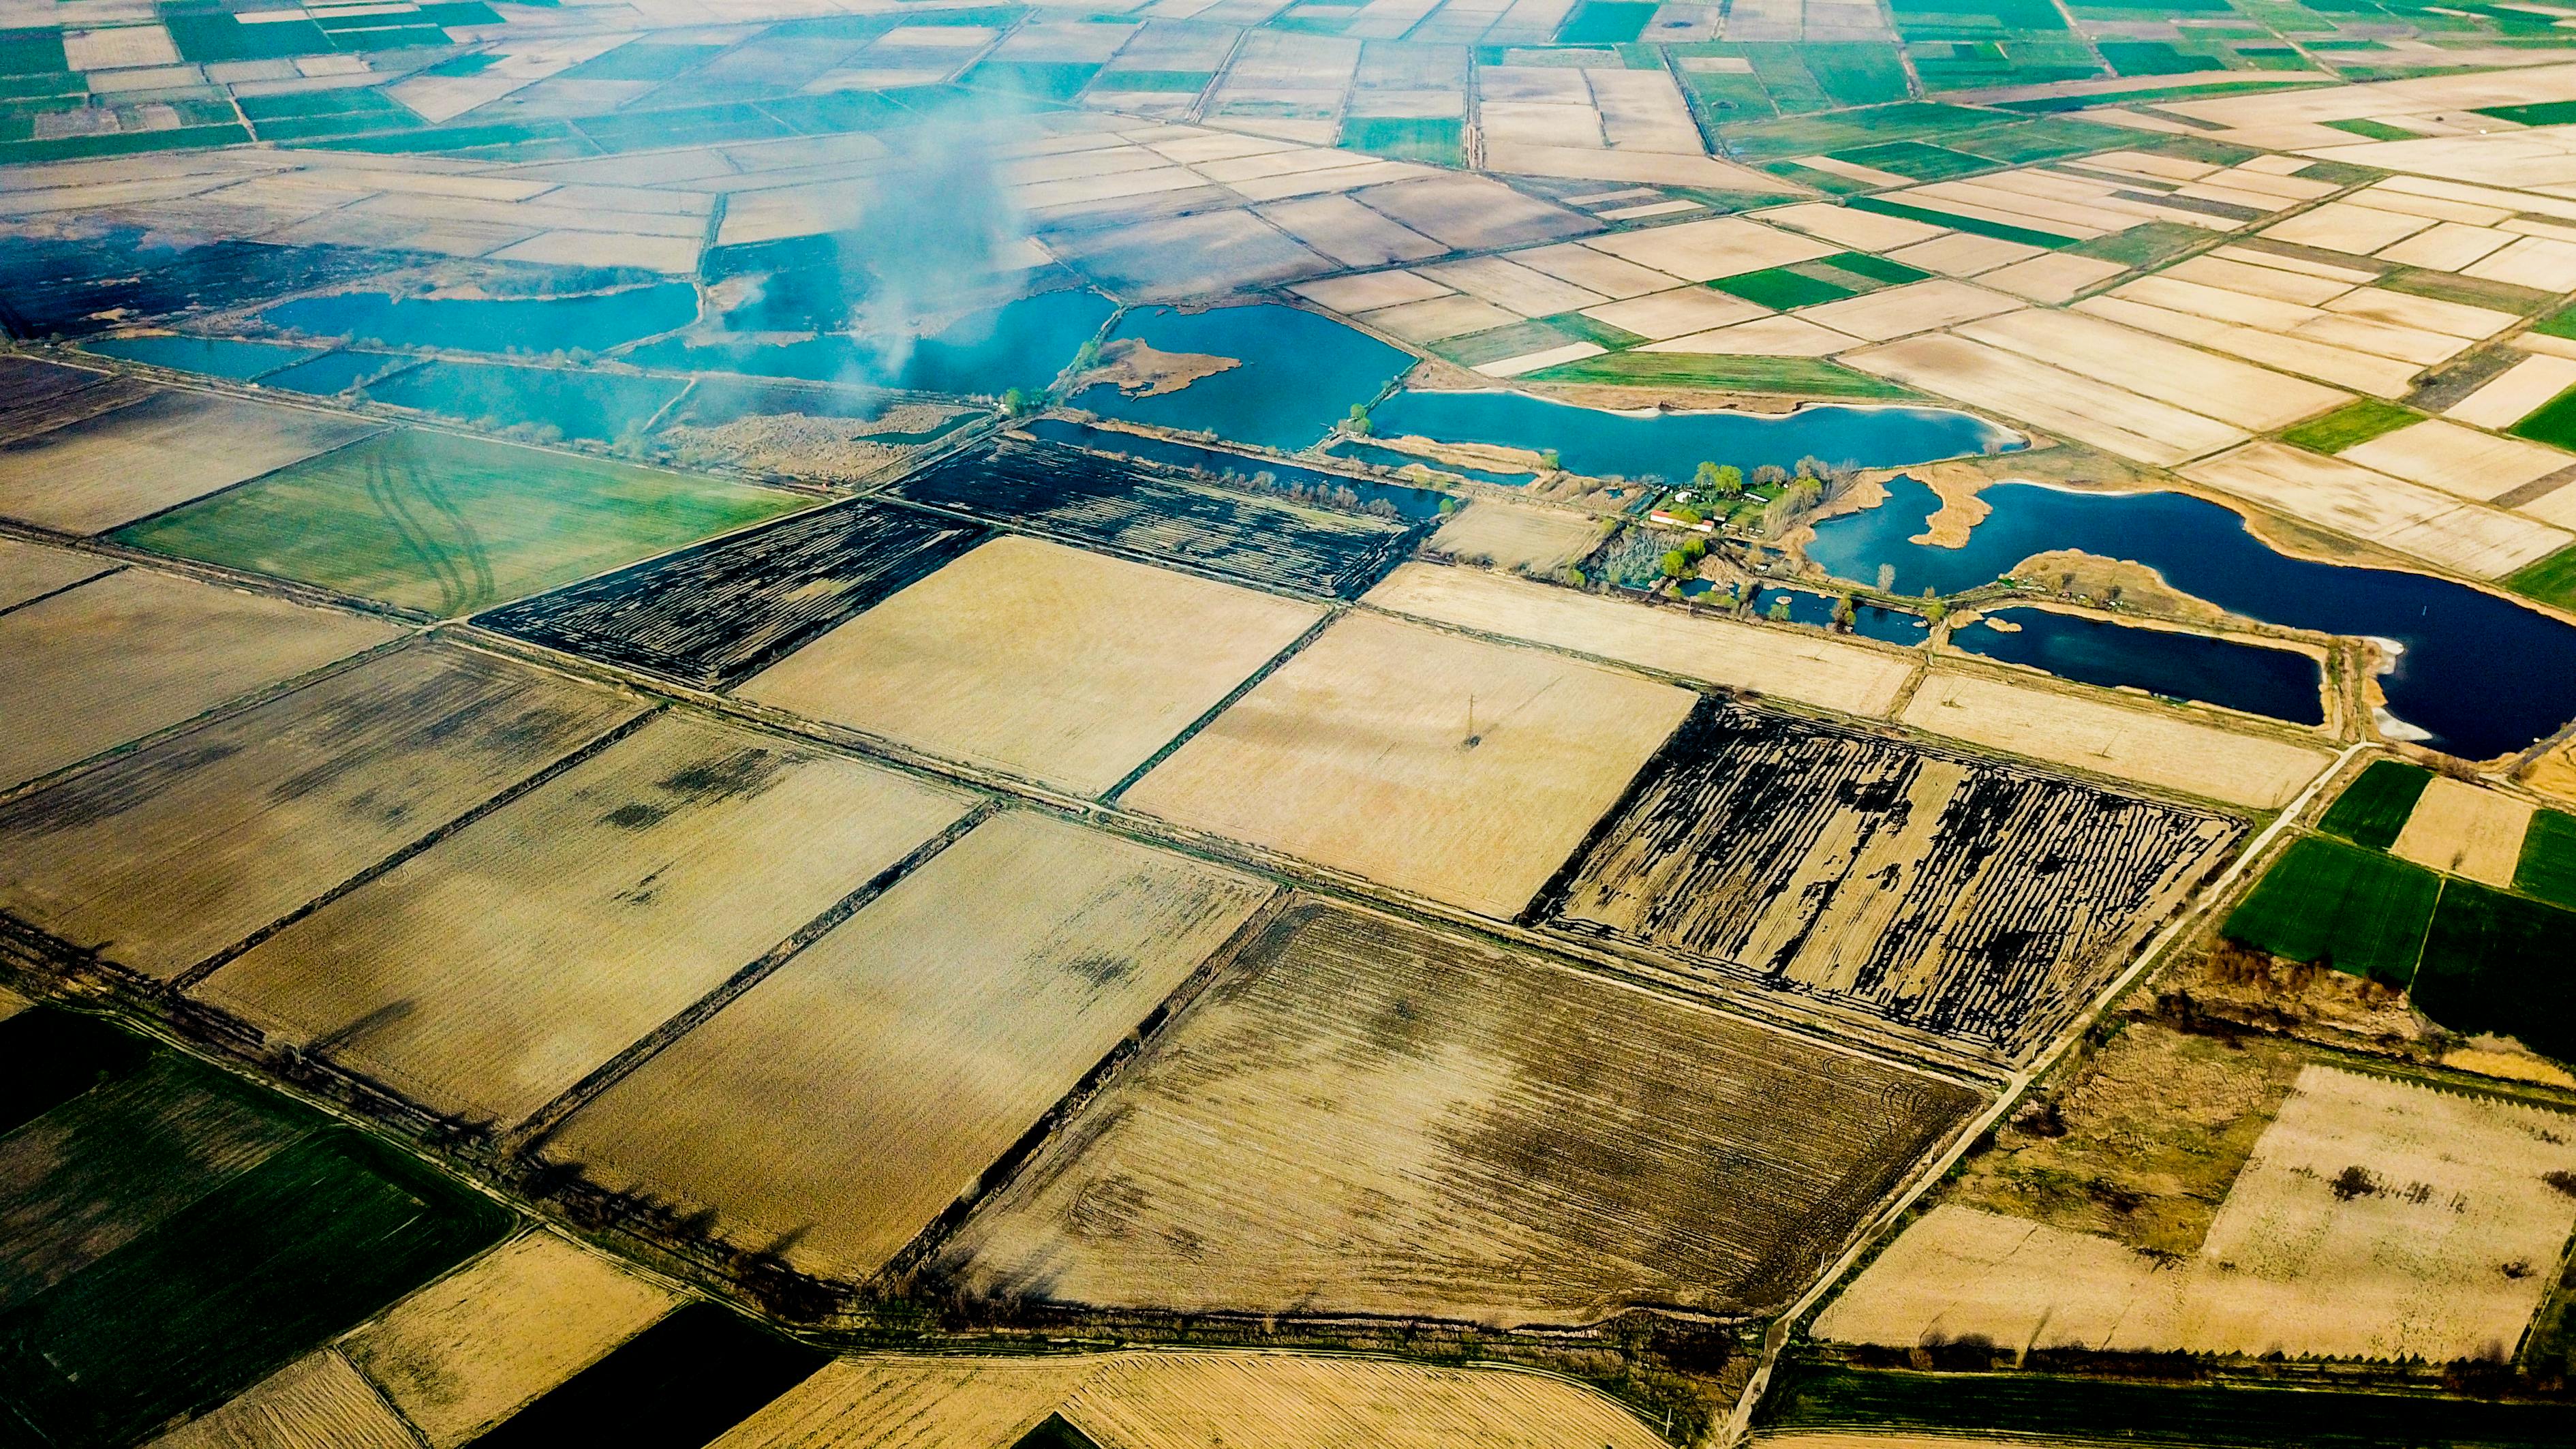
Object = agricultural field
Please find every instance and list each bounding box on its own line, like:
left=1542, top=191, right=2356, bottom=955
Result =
left=890, top=438, right=1420, bottom=599
left=0, top=642, right=643, bottom=982
left=0, top=391, right=380, bottom=535
left=1122, top=611, right=1698, bottom=917
left=0, top=538, right=110, bottom=612
left=546, top=810, right=1271, bottom=1283
left=1531, top=700, right=2239, bottom=1054
left=189, top=712, right=978, bottom=1126
left=736, top=537, right=1323, bottom=797
left=1424, top=499, right=1604, bottom=575
left=935, top=901, right=1983, bottom=1324
left=0, top=567, right=400, bottom=793
left=114, top=429, right=814, bottom=619
left=1898, top=669, right=2333, bottom=808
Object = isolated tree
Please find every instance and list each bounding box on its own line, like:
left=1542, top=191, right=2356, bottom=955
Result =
left=1661, top=549, right=1690, bottom=579
left=1753, top=462, right=1789, bottom=488
left=1000, top=387, right=1028, bottom=415
left=1347, top=402, right=1373, bottom=436
left=1768, top=594, right=1794, bottom=622
left=1710, top=463, right=1744, bottom=496
left=1833, top=593, right=1856, bottom=628
left=1539, top=448, right=1561, bottom=472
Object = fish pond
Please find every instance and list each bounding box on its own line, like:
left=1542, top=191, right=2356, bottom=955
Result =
left=1368, top=390, right=2018, bottom=483
left=260, top=282, right=701, bottom=355
left=627, top=290, right=1114, bottom=398
left=78, top=334, right=327, bottom=380
left=1954, top=608, right=2325, bottom=726
left=1068, top=303, right=1416, bottom=453
left=1805, top=476, right=2576, bottom=758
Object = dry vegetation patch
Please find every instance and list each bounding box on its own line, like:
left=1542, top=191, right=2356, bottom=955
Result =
left=1426, top=500, right=1602, bottom=574
left=1122, top=612, right=1696, bottom=917
left=547, top=811, right=1270, bottom=1283
left=147, top=1349, right=418, bottom=1449
left=0, top=538, right=110, bottom=612
left=2388, top=777, right=2535, bottom=889
left=935, top=902, right=1983, bottom=1324
left=0, top=391, right=378, bottom=534
left=1899, top=669, right=2332, bottom=809
left=193, top=713, right=977, bottom=1126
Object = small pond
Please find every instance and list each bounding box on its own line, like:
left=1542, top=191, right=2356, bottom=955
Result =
left=1954, top=608, right=2327, bottom=727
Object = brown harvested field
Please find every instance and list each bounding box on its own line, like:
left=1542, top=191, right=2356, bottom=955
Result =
left=1121, top=612, right=1696, bottom=917
left=0, top=391, right=379, bottom=534
left=1899, top=669, right=2333, bottom=808
left=0, top=643, right=643, bottom=981
left=1530, top=701, right=2240, bottom=1054
left=0, top=568, right=401, bottom=793
left=712, top=1351, right=1669, bottom=1449
left=1366, top=562, right=1916, bottom=718
left=192, top=712, right=978, bottom=1126
left=737, top=536, right=1322, bottom=796
left=1425, top=500, right=1602, bottom=574
left=0, top=539, right=111, bottom=611
left=149, top=1350, right=418, bottom=1449
left=2388, top=777, right=2534, bottom=887
left=933, top=901, right=1984, bottom=1324
left=341, top=1231, right=677, bottom=1448
left=547, top=810, right=1272, bottom=1283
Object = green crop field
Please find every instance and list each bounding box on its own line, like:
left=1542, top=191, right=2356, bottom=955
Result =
left=1524, top=350, right=1916, bottom=398
left=2314, top=758, right=2432, bottom=849
left=2517, top=808, right=2576, bottom=912
left=1847, top=195, right=2072, bottom=248
left=1711, top=266, right=1860, bottom=309
left=2412, top=880, right=2576, bottom=1063
left=2510, top=385, right=2576, bottom=451
left=0, top=1127, right=510, bottom=1446
left=114, top=429, right=812, bottom=618
left=1338, top=116, right=1462, bottom=165
left=2220, top=834, right=2439, bottom=983
left=2281, top=399, right=2419, bottom=455
left=2505, top=542, right=2576, bottom=611
left=1830, top=139, right=1991, bottom=180
left=0, top=1007, right=147, bottom=1139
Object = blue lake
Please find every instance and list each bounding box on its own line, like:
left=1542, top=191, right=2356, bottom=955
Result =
left=1330, top=438, right=1538, bottom=488
left=1954, top=608, right=2326, bottom=726
left=1805, top=476, right=2576, bottom=758
left=1070, top=303, right=1415, bottom=453
left=80, top=335, right=326, bottom=380
left=1368, top=391, right=2019, bottom=483
left=1747, top=587, right=1932, bottom=647
left=260, top=283, right=702, bottom=356
left=259, top=350, right=410, bottom=395
left=626, top=289, right=1114, bottom=397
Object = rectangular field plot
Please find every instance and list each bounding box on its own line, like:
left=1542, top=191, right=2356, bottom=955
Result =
left=2413, top=881, right=2576, bottom=1065
left=474, top=501, right=987, bottom=690
left=0, top=539, right=111, bottom=613
left=2316, top=757, right=2432, bottom=849
left=547, top=811, right=1272, bottom=1283
left=2222, top=835, right=2438, bottom=985
left=890, top=439, right=1419, bottom=598
left=2388, top=777, right=2534, bottom=889
left=934, top=902, right=1984, bottom=1324
left=0, top=568, right=400, bottom=793
left=455, top=1300, right=825, bottom=1449
left=0, top=643, right=643, bottom=982
left=0, top=391, right=379, bottom=535
left=191, top=714, right=978, bottom=1127
left=739, top=536, right=1323, bottom=797
left=1529, top=702, right=2240, bottom=1053
left=1900, top=669, right=2332, bottom=808
left=115, top=430, right=814, bottom=619
left=1123, top=613, right=1696, bottom=918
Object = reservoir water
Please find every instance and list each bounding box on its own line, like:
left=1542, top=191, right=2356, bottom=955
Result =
left=1805, top=476, right=2576, bottom=757
left=624, top=289, right=1114, bottom=397
left=261, top=283, right=701, bottom=356
left=1071, top=303, right=1415, bottom=453
left=1954, top=608, right=2326, bottom=726
left=1368, top=390, right=2019, bottom=483
left=80, top=335, right=326, bottom=380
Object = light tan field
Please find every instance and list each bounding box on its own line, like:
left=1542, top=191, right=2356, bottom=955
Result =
left=1763, top=200, right=1949, bottom=251
left=0, top=392, right=379, bottom=534
left=1649, top=315, right=1860, bottom=356
left=1844, top=334, right=2245, bottom=466
left=2182, top=441, right=2572, bottom=579
left=1360, top=292, right=1522, bottom=342
left=0, top=568, right=400, bottom=793
left=0, top=643, right=642, bottom=981
left=935, top=902, right=1981, bottom=1324
left=1580, top=215, right=1835, bottom=282
left=1122, top=611, right=1694, bottom=917
left=1288, top=269, right=1453, bottom=314
left=1426, top=502, right=1601, bottom=573
left=712, top=1352, right=1668, bottom=1449
left=2389, top=777, right=2535, bottom=887
left=1954, top=309, right=2346, bottom=432
left=342, top=1231, right=676, bottom=1448
left=1794, top=280, right=2023, bottom=343
left=1366, top=562, right=1914, bottom=717
left=2336, top=419, right=2571, bottom=502
left=1507, top=240, right=1687, bottom=299
left=738, top=536, right=1321, bottom=797
left=1886, top=232, right=2046, bottom=277
left=1975, top=252, right=2126, bottom=305
left=193, top=712, right=977, bottom=1126
left=2468, top=235, right=2576, bottom=292
left=1900, top=669, right=2331, bottom=808
left=1581, top=286, right=1766, bottom=340
left=1417, top=255, right=1608, bottom=316
left=2074, top=294, right=2422, bottom=398
left=2163, top=253, right=2355, bottom=307
left=0, top=983, right=24, bottom=1023
left=150, top=1350, right=418, bottom=1449
left=2260, top=202, right=2433, bottom=256
left=547, top=810, right=1270, bottom=1282
left=2447, top=354, right=2576, bottom=430
left=1818, top=1067, right=2576, bottom=1361
left=0, top=538, right=110, bottom=611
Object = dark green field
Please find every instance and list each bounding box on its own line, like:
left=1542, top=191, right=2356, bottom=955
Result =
left=2517, top=807, right=2576, bottom=912
left=2314, top=757, right=2432, bottom=849
left=1831, top=139, right=1991, bottom=181
left=1522, top=350, right=1917, bottom=398
left=2505, top=542, right=2576, bottom=611
left=2220, top=834, right=2438, bottom=983
left=1711, top=266, right=1860, bottom=309
left=0, top=1009, right=145, bottom=1139
left=2281, top=399, right=2419, bottom=455
left=1338, top=116, right=1462, bottom=165
left=2412, top=880, right=2576, bottom=1063
left=2509, top=385, right=2576, bottom=451
left=114, top=429, right=812, bottom=617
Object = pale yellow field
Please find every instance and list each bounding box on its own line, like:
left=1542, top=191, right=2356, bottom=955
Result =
left=2336, top=419, right=2571, bottom=502
left=0, top=538, right=110, bottom=611
left=1288, top=269, right=1453, bottom=314
left=2388, top=777, right=2535, bottom=887
left=1975, top=252, right=2126, bottom=305
left=1580, top=286, right=1766, bottom=341
left=547, top=810, right=1270, bottom=1281
left=0, top=392, right=380, bottom=534
left=1763, top=200, right=1949, bottom=251
left=1646, top=315, right=1858, bottom=356
left=1794, top=279, right=2023, bottom=343
left=0, top=568, right=400, bottom=792
left=1122, top=611, right=1695, bottom=917
left=2074, top=294, right=2421, bottom=398
left=1844, top=334, right=2245, bottom=466
left=1364, top=562, right=1914, bottom=717
left=1812, top=1203, right=2173, bottom=1352
left=149, top=1350, right=417, bottom=1449
left=738, top=536, right=1321, bottom=797
left=1507, top=240, right=1687, bottom=299
left=341, top=1232, right=677, bottom=1448
left=1580, top=215, right=1835, bottom=282
left=1416, top=255, right=1607, bottom=316
left=0, top=643, right=643, bottom=981
left=711, top=1352, right=1668, bottom=1449
left=194, top=712, right=978, bottom=1125
left=2260, top=201, right=2432, bottom=256
left=2181, top=441, right=2571, bottom=579
left=1425, top=502, right=1601, bottom=573
left=1954, top=308, right=2346, bottom=432
left=1359, top=292, right=1520, bottom=342
left=2447, top=354, right=2576, bottom=430
left=1886, top=232, right=2044, bottom=277
left=1900, top=669, right=2331, bottom=808
left=0, top=983, right=25, bottom=1023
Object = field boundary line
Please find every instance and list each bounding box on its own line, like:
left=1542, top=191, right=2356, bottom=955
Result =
left=1713, top=737, right=2371, bottom=1448
left=0, top=562, right=121, bottom=620
left=1099, top=609, right=1344, bottom=804
left=508, top=798, right=1002, bottom=1147
left=168, top=700, right=667, bottom=995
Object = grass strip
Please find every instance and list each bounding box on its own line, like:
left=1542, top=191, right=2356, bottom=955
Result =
left=2505, top=542, right=2576, bottom=612
left=1845, top=195, right=2073, bottom=249
left=2280, top=398, right=2419, bottom=455
left=1522, top=350, right=1915, bottom=398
